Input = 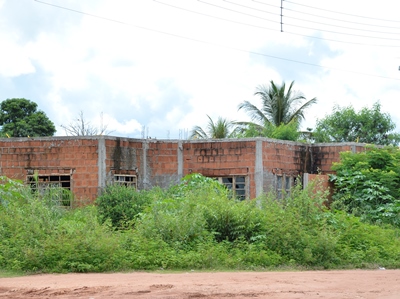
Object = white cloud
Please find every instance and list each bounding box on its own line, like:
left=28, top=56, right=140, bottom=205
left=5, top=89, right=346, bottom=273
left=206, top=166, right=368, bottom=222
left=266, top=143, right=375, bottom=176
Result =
left=0, top=31, right=35, bottom=77
left=1, top=0, right=399, bottom=139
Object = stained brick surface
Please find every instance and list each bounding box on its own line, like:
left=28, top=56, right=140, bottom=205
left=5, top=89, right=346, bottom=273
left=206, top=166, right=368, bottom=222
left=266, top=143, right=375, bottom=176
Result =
left=0, top=137, right=365, bottom=204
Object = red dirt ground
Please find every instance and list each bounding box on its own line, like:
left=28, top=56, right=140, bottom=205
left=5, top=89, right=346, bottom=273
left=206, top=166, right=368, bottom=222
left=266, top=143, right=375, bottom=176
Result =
left=1, top=270, right=399, bottom=299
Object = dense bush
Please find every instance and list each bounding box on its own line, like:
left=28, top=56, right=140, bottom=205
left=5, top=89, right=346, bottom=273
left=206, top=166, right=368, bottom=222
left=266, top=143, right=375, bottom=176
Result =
left=96, top=184, right=158, bottom=229
left=330, top=146, right=400, bottom=226
left=1, top=174, right=400, bottom=273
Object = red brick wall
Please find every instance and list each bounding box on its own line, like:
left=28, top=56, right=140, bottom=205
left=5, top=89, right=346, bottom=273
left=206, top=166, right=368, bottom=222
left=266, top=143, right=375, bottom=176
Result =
left=147, top=141, right=179, bottom=177
left=312, top=143, right=365, bottom=174
left=0, top=137, right=100, bottom=203
left=0, top=136, right=368, bottom=204
left=104, top=137, right=142, bottom=175
left=183, top=140, right=254, bottom=174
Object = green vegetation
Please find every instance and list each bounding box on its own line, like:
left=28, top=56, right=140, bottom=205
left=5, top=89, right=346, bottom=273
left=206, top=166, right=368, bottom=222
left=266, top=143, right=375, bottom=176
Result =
left=1, top=173, right=400, bottom=274
left=190, top=84, right=400, bottom=144
left=190, top=115, right=239, bottom=139
left=0, top=98, right=56, bottom=137
left=330, top=145, right=400, bottom=227
left=236, top=80, right=317, bottom=140
left=313, top=102, right=400, bottom=145
left=237, top=121, right=300, bottom=141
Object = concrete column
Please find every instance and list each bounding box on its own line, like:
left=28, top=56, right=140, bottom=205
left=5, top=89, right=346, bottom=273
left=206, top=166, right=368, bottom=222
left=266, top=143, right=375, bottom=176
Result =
left=177, top=141, right=183, bottom=180
left=255, top=139, right=263, bottom=197
left=142, top=140, right=150, bottom=188
left=303, top=173, right=309, bottom=189
left=97, top=137, right=106, bottom=189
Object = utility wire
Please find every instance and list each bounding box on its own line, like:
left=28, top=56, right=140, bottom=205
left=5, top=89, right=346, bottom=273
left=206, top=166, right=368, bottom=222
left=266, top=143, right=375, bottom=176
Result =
left=283, top=7, right=400, bottom=30
left=284, top=13, right=400, bottom=36
left=155, top=0, right=400, bottom=47
left=199, top=0, right=400, bottom=41
left=283, top=22, right=400, bottom=41
left=154, top=0, right=277, bottom=31
left=33, top=0, right=400, bottom=81
left=251, top=0, right=400, bottom=29
left=197, top=0, right=277, bottom=23
left=284, top=0, right=400, bottom=23
left=232, top=0, right=400, bottom=35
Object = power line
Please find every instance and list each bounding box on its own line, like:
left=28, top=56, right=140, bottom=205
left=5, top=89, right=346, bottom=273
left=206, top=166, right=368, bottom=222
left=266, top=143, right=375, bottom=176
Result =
left=33, top=0, right=400, bottom=81
left=283, top=7, right=400, bottom=30
left=284, top=0, right=400, bottom=23
left=197, top=0, right=277, bottom=23
left=154, top=0, right=277, bottom=30
left=283, top=22, right=400, bottom=41
left=223, top=0, right=400, bottom=34
left=155, top=0, right=400, bottom=47
left=281, top=10, right=400, bottom=35
left=200, top=0, right=400, bottom=41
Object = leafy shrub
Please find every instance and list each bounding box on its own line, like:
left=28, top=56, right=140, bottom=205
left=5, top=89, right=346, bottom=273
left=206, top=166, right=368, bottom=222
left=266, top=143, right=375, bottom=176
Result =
left=137, top=174, right=267, bottom=246
left=330, top=145, right=400, bottom=226
left=1, top=175, right=400, bottom=273
left=96, top=184, right=158, bottom=229
left=0, top=176, right=27, bottom=206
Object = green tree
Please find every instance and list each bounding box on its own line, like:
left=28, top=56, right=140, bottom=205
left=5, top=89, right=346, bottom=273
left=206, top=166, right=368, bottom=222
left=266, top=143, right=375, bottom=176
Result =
left=238, top=80, right=317, bottom=130
left=236, top=121, right=300, bottom=141
left=0, top=98, right=56, bottom=137
left=313, top=102, right=400, bottom=145
left=191, top=115, right=238, bottom=139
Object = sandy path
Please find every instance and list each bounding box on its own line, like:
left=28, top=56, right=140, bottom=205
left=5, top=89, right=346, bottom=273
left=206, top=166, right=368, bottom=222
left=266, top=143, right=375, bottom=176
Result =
left=1, top=270, right=399, bottom=299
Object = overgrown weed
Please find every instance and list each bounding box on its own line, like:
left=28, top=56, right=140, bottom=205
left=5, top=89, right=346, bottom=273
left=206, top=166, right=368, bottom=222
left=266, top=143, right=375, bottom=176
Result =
left=1, top=174, right=399, bottom=273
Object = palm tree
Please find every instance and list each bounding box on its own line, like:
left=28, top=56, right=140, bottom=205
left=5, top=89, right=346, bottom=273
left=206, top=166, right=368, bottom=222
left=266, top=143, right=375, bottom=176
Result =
left=238, top=80, right=317, bottom=131
left=191, top=115, right=238, bottom=139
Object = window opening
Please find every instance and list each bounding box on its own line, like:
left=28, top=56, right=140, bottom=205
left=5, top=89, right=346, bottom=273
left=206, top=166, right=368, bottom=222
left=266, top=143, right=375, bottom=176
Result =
left=216, top=176, right=247, bottom=200
left=276, top=174, right=293, bottom=199
left=114, top=174, right=137, bottom=189
left=27, top=174, right=72, bottom=207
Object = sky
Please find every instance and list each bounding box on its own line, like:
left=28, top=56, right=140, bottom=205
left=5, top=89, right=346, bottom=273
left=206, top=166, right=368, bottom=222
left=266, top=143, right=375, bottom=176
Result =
left=0, top=0, right=399, bottom=139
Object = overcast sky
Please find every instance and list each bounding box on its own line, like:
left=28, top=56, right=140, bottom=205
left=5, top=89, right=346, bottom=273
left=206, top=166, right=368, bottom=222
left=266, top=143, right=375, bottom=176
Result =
left=1, top=0, right=399, bottom=139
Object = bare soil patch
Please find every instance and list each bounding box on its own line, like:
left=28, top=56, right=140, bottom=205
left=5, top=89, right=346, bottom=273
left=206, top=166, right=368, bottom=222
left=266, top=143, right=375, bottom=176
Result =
left=1, top=270, right=399, bottom=299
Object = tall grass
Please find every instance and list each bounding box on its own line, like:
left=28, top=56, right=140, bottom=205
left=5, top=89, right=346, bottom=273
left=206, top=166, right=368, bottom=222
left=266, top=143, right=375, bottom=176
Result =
left=1, top=174, right=400, bottom=273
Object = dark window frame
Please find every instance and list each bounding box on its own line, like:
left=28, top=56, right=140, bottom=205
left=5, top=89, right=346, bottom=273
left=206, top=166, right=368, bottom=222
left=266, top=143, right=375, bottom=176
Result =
left=113, top=174, right=137, bottom=189
left=216, top=175, right=247, bottom=200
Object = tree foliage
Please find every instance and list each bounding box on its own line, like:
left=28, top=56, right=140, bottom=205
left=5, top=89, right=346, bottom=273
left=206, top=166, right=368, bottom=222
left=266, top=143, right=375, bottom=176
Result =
left=191, top=115, right=239, bottom=139
left=0, top=98, right=56, bottom=137
left=330, top=146, right=400, bottom=226
left=238, top=80, right=317, bottom=130
left=313, top=102, right=400, bottom=145
left=236, top=121, right=300, bottom=141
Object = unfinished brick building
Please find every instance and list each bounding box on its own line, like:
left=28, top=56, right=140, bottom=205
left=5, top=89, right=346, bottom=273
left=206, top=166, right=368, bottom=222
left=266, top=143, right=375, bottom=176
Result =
left=0, top=136, right=365, bottom=204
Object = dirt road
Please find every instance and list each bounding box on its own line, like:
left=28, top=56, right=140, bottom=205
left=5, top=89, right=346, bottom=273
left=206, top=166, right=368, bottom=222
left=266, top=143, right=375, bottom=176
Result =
left=1, top=270, right=399, bottom=299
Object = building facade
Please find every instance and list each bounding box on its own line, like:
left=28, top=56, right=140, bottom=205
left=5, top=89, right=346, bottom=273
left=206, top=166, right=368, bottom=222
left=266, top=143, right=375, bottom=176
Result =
left=0, top=136, right=365, bottom=204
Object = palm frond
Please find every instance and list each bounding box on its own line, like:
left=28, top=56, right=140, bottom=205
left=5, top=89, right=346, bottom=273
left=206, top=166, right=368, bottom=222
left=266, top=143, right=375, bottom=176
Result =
left=191, top=115, right=238, bottom=139
left=238, top=80, right=316, bottom=128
